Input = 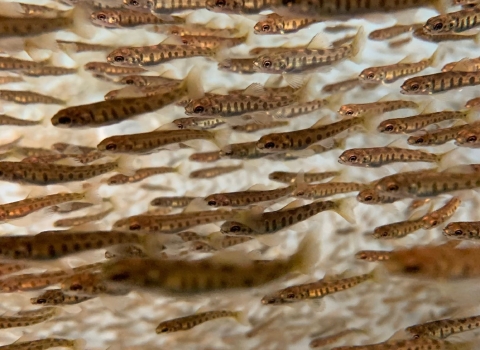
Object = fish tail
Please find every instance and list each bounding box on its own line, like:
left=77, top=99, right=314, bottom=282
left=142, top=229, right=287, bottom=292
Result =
left=81, top=182, right=103, bottom=205
left=429, top=47, right=442, bottom=67
left=475, top=32, right=480, bottom=45
left=325, top=93, right=344, bottom=112
left=73, top=338, right=87, bottom=350
left=432, top=0, right=450, bottom=13
left=211, top=128, right=232, bottom=149
left=437, top=148, right=457, bottom=171
left=465, top=108, right=479, bottom=123
left=115, top=155, right=137, bottom=176
left=369, top=266, right=388, bottom=284
left=333, top=198, right=356, bottom=224
left=349, top=26, right=365, bottom=63
left=234, top=309, right=250, bottom=326
left=182, top=66, right=204, bottom=101
left=68, top=3, right=95, bottom=39
left=289, top=232, right=320, bottom=275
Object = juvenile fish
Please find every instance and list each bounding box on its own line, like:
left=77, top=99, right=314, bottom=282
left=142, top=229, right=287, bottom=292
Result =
left=292, top=181, right=366, bottom=199
left=424, top=6, right=480, bottom=34
left=378, top=109, right=473, bottom=134
left=310, top=329, right=366, bottom=348
left=54, top=208, right=114, bottom=227
left=189, top=151, right=221, bottom=162
left=406, top=314, right=480, bottom=339
left=232, top=120, right=288, bottom=133
left=339, top=98, right=419, bottom=117
left=322, top=77, right=363, bottom=94
left=189, top=164, right=242, bottom=179
left=442, top=57, right=480, bottom=72
left=0, top=57, right=46, bottom=72
left=253, top=28, right=364, bottom=74
left=91, top=8, right=183, bottom=28
left=220, top=141, right=268, bottom=160
left=407, top=123, right=474, bottom=146
left=455, top=126, right=480, bottom=147
left=0, top=337, right=86, bottom=350
left=443, top=221, right=480, bottom=239
left=204, top=185, right=294, bottom=207
left=331, top=338, right=468, bottom=350
left=0, top=90, right=64, bottom=105
left=101, top=233, right=317, bottom=293
left=147, top=0, right=206, bottom=15
left=118, top=74, right=181, bottom=87
left=0, top=115, right=42, bottom=126
left=0, top=76, right=24, bottom=84
left=372, top=218, right=424, bottom=239
left=368, top=23, right=423, bottom=40
left=57, top=40, right=113, bottom=53
left=51, top=202, right=94, bottom=213
left=338, top=147, right=449, bottom=167
left=217, top=58, right=257, bottom=74
left=0, top=262, right=27, bottom=277
left=18, top=3, right=62, bottom=16
left=207, top=234, right=254, bottom=249
left=31, top=289, right=94, bottom=305
left=52, top=69, right=199, bottom=128
left=113, top=209, right=236, bottom=233
left=105, top=244, right=149, bottom=259
left=401, top=71, right=480, bottom=95
left=61, top=271, right=130, bottom=296
left=413, top=27, right=479, bottom=42
left=97, top=128, right=226, bottom=154
left=266, top=97, right=339, bottom=119
left=150, top=196, right=197, bottom=208
left=421, top=197, right=460, bottom=229
left=0, top=307, right=59, bottom=329
left=355, top=250, right=392, bottom=261
left=22, top=65, right=77, bottom=77
left=179, top=34, right=247, bottom=50
left=388, top=37, right=412, bottom=48
left=156, top=310, right=244, bottom=333
left=359, top=49, right=439, bottom=84
left=269, top=170, right=339, bottom=184
left=173, top=116, right=226, bottom=130
left=466, top=96, right=480, bottom=108
left=356, top=188, right=400, bottom=205
left=206, top=0, right=278, bottom=14
left=156, top=24, right=239, bottom=37
left=51, top=143, right=97, bottom=154
left=107, top=166, right=177, bottom=184
left=84, top=62, right=147, bottom=76
left=261, top=271, right=375, bottom=304
left=254, top=13, right=319, bottom=35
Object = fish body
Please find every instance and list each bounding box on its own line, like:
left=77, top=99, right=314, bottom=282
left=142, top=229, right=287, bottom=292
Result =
left=158, top=24, right=239, bottom=37
left=406, top=314, right=480, bottom=339
left=355, top=250, right=391, bottom=261
left=310, top=329, right=365, bottom=348
left=61, top=271, right=129, bottom=296
left=107, top=166, right=176, bottom=184
left=149, top=0, right=207, bottom=14
left=322, top=77, right=363, bottom=93
left=84, top=62, right=147, bottom=75
left=51, top=202, right=94, bottom=213
left=150, top=196, right=197, bottom=208
left=413, top=27, right=479, bottom=42
left=189, top=164, right=242, bottom=179
left=31, top=289, right=94, bottom=305
left=269, top=170, right=339, bottom=184
left=119, top=74, right=180, bottom=87
left=443, top=221, right=480, bottom=239
left=206, top=0, right=278, bottom=14
left=0, top=57, right=46, bottom=72
left=331, top=338, right=466, bottom=350
left=0, top=307, right=59, bottom=329
left=156, top=310, right=241, bottom=333
left=189, top=151, right=221, bottom=162
left=356, top=188, right=400, bottom=204
left=267, top=97, right=337, bottom=119
left=232, top=120, right=288, bottom=133
left=179, top=34, right=246, bottom=49
left=466, top=96, right=480, bottom=108
left=293, top=182, right=366, bottom=199
left=421, top=197, right=460, bottom=229
left=339, top=99, right=419, bottom=117
left=401, top=71, right=480, bottom=94
left=0, top=76, right=24, bottom=84
left=0, top=90, right=64, bottom=105
left=0, top=115, right=41, bottom=126
left=22, top=65, right=77, bottom=77
left=91, top=8, right=183, bottom=28
left=54, top=208, right=113, bottom=227
left=373, top=218, right=424, bottom=239
left=0, top=338, right=83, bottom=350
left=0, top=14, right=72, bottom=37
left=57, top=40, right=112, bottom=52
left=204, top=185, right=293, bottom=207
left=254, top=13, right=319, bottom=34
left=424, top=6, right=480, bottom=34
left=220, top=141, right=268, bottom=159
left=407, top=123, right=475, bottom=146
left=455, top=126, right=480, bottom=147
left=368, top=23, right=423, bottom=40
left=218, top=58, right=257, bottom=74
left=442, top=57, right=480, bottom=72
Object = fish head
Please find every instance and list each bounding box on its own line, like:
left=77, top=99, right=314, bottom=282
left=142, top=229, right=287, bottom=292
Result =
left=338, top=105, right=359, bottom=117
left=260, top=293, right=284, bottom=305
left=90, top=10, right=121, bottom=28
left=358, top=68, right=383, bottom=83
left=356, top=189, right=381, bottom=204
left=107, top=48, right=142, bottom=66
left=372, top=227, right=395, bottom=239
left=119, top=75, right=147, bottom=86
left=400, top=77, right=433, bottom=95
left=404, top=326, right=428, bottom=340
left=254, top=17, right=279, bottom=35
left=123, top=0, right=152, bottom=12
left=51, top=107, right=95, bottom=128
left=377, top=120, right=404, bottom=133
left=375, top=178, right=403, bottom=197
left=173, top=117, right=194, bottom=129
left=253, top=54, right=287, bottom=73
left=113, top=217, right=145, bottom=231
left=97, top=136, right=132, bottom=153
left=383, top=251, right=427, bottom=277
left=206, top=0, right=244, bottom=13
left=256, top=134, right=290, bottom=153
left=220, top=221, right=253, bottom=234
left=205, top=194, right=231, bottom=207
left=407, top=133, right=430, bottom=146
left=455, top=128, right=480, bottom=148
left=443, top=222, right=473, bottom=239
left=338, top=149, right=369, bottom=166
left=156, top=321, right=180, bottom=333
left=185, top=97, right=217, bottom=116
left=424, top=15, right=456, bottom=34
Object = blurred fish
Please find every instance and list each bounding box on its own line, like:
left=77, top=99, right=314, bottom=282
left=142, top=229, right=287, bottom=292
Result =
left=359, top=49, right=439, bottom=84
left=0, top=338, right=85, bottom=350
left=90, top=8, right=183, bottom=28
left=84, top=61, right=147, bottom=75
left=355, top=250, right=392, bottom=261
left=443, top=221, right=480, bottom=239
left=401, top=70, right=480, bottom=94
left=51, top=202, right=94, bottom=213
left=0, top=76, right=24, bottom=84
left=424, top=6, right=480, bottom=34
left=150, top=196, right=198, bottom=208
left=61, top=271, right=130, bottom=296
left=407, top=122, right=476, bottom=146
left=217, top=58, right=257, bottom=74
left=293, top=181, right=366, bottom=199
left=322, top=77, right=368, bottom=94
left=173, top=116, right=226, bottom=130
left=368, top=23, right=423, bottom=40
left=156, top=310, right=246, bottom=333
left=22, top=65, right=77, bottom=77
left=339, top=97, right=419, bottom=117
left=206, top=0, right=277, bottom=14
left=0, top=262, right=27, bottom=277
left=269, top=170, right=339, bottom=184
left=421, top=197, right=460, bottom=229
left=145, top=0, right=206, bottom=14
left=51, top=143, right=97, bottom=154
left=324, top=24, right=358, bottom=33
left=57, top=39, right=113, bottom=53
left=466, top=96, right=480, bottom=108
left=207, top=233, right=253, bottom=249
left=413, top=27, right=480, bottom=42
left=18, top=3, right=63, bottom=17
left=0, top=56, right=48, bottom=72
left=204, top=184, right=294, bottom=207
left=101, top=233, right=318, bottom=293
left=388, top=37, right=412, bottom=48
left=219, top=141, right=269, bottom=160
left=331, top=338, right=471, bottom=350
left=105, top=244, right=149, bottom=259
left=107, top=166, right=178, bottom=184
left=455, top=126, right=480, bottom=147
left=0, top=115, right=42, bottom=126
left=118, top=74, right=181, bottom=87
left=156, top=23, right=239, bottom=37
left=0, top=90, right=64, bottom=105
left=54, top=207, right=114, bottom=227
left=189, top=164, right=242, bottom=179
left=0, top=307, right=60, bottom=329
left=189, top=150, right=221, bottom=162
left=261, top=271, right=376, bottom=304
left=31, top=289, right=94, bottom=305
left=442, top=57, right=480, bottom=72
left=232, top=120, right=289, bottom=133
left=254, top=13, right=319, bottom=34
left=310, top=329, right=366, bottom=348
left=406, top=314, right=480, bottom=339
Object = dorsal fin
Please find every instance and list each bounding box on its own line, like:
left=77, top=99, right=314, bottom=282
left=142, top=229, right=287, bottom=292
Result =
left=385, top=138, right=404, bottom=148
left=264, top=75, right=283, bottom=88
left=284, top=75, right=305, bottom=90
left=306, top=33, right=328, bottom=49
left=246, top=184, right=270, bottom=191
left=398, top=54, right=415, bottom=64
left=242, top=83, right=267, bottom=96
left=280, top=199, right=304, bottom=211
left=419, top=101, right=436, bottom=114
left=377, top=93, right=396, bottom=102
left=451, top=58, right=476, bottom=72
left=310, top=115, right=332, bottom=128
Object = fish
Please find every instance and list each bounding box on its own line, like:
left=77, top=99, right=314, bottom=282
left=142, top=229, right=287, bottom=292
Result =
left=90, top=8, right=183, bottom=28
left=0, top=90, right=64, bottom=105
left=0, top=307, right=60, bottom=329
left=256, top=116, right=367, bottom=153
left=466, top=96, right=480, bottom=108
left=61, top=271, right=130, bottom=296
left=378, top=109, right=474, bottom=134
left=322, top=77, right=368, bottom=94
left=204, top=185, right=294, bottom=207
left=388, top=37, right=412, bottom=48
left=356, top=188, right=400, bottom=205
left=106, top=41, right=214, bottom=67
left=443, top=221, right=480, bottom=239
left=189, top=164, right=243, bottom=179
left=18, top=3, right=63, bottom=17
left=232, top=120, right=289, bottom=133
left=52, top=68, right=200, bottom=128
left=53, top=207, right=114, bottom=227
left=372, top=217, right=424, bottom=239
left=21, top=65, right=77, bottom=77
left=173, top=116, right=226, bottom=130
left=56, top=39, right=113, bottom=53
left=189, top=151, right=221, bottom=162
left=253, top=28, right=364, bottom=74
left=51, top=202, right=94, bottom=213
left=368, top=23, right=423, bottom=40
left=104, top=82, right=180, bottom=101
left=0, top=189, right=98, bottom=222
left=0, top=76, right=24, bottom=84
left=97, top=128, right=228, bottom=154
left=101, top=232, right=317, bottom=293
left=355, top=250, right=392, bottom=261
left=0, top=115, right=42, bottom=126
left=413, top=27, right=480, bottom=42
left=51, top=143, right=97, bottom=154
left=145, top=0, right=206, bottom=15
left=407, top=122, right=476, bottom=146
left=112, top=209, right=237, bottom=233
left=265, top=96, right=340, bottom=119
left=156, top=310, right=245, bottom=333
left=207, top=233, right=254, bottom=249
left=359, top=49, right=439, bottom=84
left=150, top=196, right=198, bottom=208
left=421, top=197, right=460, bottom=229
left=309, top=329, right=366, bottom=348
left=292, top=181, right=367, bottom=199
left=178, top=34, right=247, bottom=50
left=331, top=338, right=470, bottom=350
left=0, top=338, right=85, bottom=350
left=206, top=0, right=277, bottom=14
left=406, top=314, right=480, bottom=339
left=269, top=170, right=339, bottom=184
left=424, top=6, right=480, bottom=34
left=401, top=70, right=480, bottom=95
left=261, top=271, right=375, bottom=304
left=0, top=57, right=48, bottom=72
left=84, top=62, right=147, bottom=76
left=442, top=57, right=480, bottom=72
left=338, top=97, right=419, bottom=117
left=156, top=23, right=239, bottom=37
left=31, top=289, right=94, bottom=305
left=254, top=13, right=319, bottom=35
left=219, top=141, right=269, bottom=160
left=220, top=221, right=255, bottom=235
left=217, top=58, right=257, bottom=74
left=118, top=74, right=181, bottom=87
left=0, top=262, right=27, bottom=277
left=106, top=166, right=177, bottom=184
left=105, top=244, right=149, bottom=259
left=338, top=147, right=451, bottom=167
left=222, top=199, right=354, bottom=235
left=455, top=126, right=480, bottom=147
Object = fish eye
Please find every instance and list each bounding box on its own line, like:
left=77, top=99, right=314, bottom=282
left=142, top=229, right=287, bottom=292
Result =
left=176, top=123, right=184, bottom=129
left=264, top=141, right=275, bottom=149
left=114, top=56, right=125, bottom=62
left=430, top=220, right=438, bottom=227
left=97, top=13, right=107, bottom=20
left=181, top=39, right=188, bottom=44
left=384, top=124, right=394, bottom=132
left=366, top=72, right=375, bottom=79
left=295, top=191, right=305, bottom=196
left=348, top=155, right=357, bottom=162
left=466, top=135, right=477, bottom=143
left=125, top=79, right=134, bottom=84
left=224, top=150, right=233, bottom=156
left=159, top=327, right=169, bottom=333
left=231, top=225, right=241, bottom=232
left=345, top=109, right=354, bottom=116
left=432, top=22, right=443, bottom=31
left=70, top=283, right=83, bottom=291
left=111, top=272, right=131, bottom=281
left=409, top=83, right=419, bottom=91
left=207, top=200, right=217, bottom=206
left=129, top=0, right=139, bottom=5
left=216, top=0, right=226, bottom=6
left=286, top=293, right=295, bottom=299
left=129, top=223, right=141, bottom=230
left=454, top=229, right=463, bottom=235
left=415, top=137, right=424, bottom=144
left=404, top=264, right=421, bottom=273
left=36, top=298, right=47, bottom=304
left=193, top=106, right=204, bottom=113
left=412, top=334, right=420, bottom=339
left=364, top=195, right=373, bottom=201
left=387, top=184, right=399, bottom=191
left=265, top=298, right=276, bottom=304
left=262, top=24, right=270, bottom=31
left=105, top=143, right=117, bottom=151
left=262, top=60, right=272, bottom=68
left=57, top=116, right=71, bottom=124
